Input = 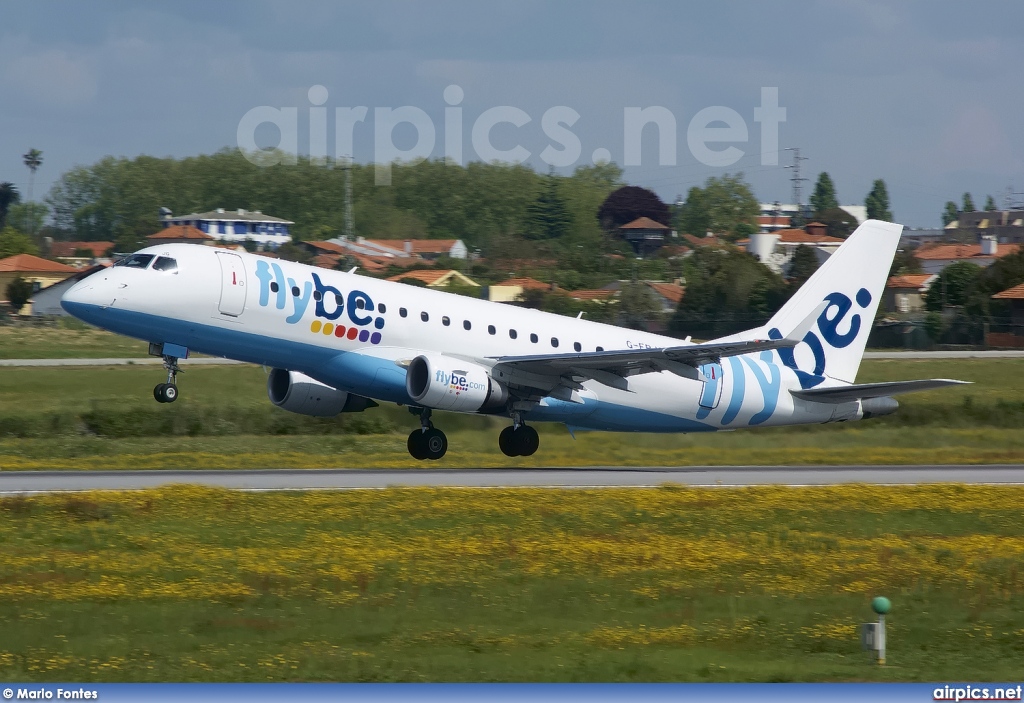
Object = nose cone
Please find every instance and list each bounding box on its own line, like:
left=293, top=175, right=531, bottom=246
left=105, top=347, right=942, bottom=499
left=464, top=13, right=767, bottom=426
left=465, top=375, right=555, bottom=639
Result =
left=61, top=278, right=113, bottom=323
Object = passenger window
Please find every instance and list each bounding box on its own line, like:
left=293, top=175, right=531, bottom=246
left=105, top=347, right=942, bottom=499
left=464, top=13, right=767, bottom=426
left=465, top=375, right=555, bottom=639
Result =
left=596, top=346, right=604, bottom=352
left=313, top=291, right=322, bottom=301
left=356, top=299, right=365, bottom=309
left=530, top=333, right=538, bottom=343
left=442, top=316, right=451, bottom=326
left=114, top=254, right=154, bottom=269
left=335, top=294, right=343, bottom=306
left=463, top=320, right=471, bottom=330
left=271, top=282, right=279, bottom=293
left=551, top=338, right=559, bottom=348
left=400, top=308, right=408, bottom=318
left=573, top=342, right=582, bottom=352
left=421, top=312, right=429, bottom=322
left=152, top=256, right=177, bottom=273
left=291, top=286, right=300, bottom=296
left=488, top=325, right=496, bottom=335
left=509, top=329, right=518, bottom=339
left=378, top=303, right=386, bottom=313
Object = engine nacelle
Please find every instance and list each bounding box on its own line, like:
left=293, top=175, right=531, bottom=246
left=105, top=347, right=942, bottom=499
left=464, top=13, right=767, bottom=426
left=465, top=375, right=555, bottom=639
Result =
left=405, top=355, right=508, bottom=412
left=267, top=368, right=363, bottom=417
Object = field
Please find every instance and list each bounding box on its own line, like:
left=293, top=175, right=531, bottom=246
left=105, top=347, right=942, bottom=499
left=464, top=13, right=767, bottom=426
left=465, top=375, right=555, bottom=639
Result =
left=0, top=321, right=149, bottom=359
left=1, top=354, right=1024, bottom=468
left=1, top=484, right=1023, bottom=682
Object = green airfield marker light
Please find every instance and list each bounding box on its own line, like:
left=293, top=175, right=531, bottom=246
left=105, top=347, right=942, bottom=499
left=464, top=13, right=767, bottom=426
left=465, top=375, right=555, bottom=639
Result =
left=862, top=596, right=891, bottom=664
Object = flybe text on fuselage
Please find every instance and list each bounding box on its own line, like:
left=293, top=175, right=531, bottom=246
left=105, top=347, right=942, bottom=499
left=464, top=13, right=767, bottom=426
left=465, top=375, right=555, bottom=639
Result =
left=254, top=259, right=386, bottom=345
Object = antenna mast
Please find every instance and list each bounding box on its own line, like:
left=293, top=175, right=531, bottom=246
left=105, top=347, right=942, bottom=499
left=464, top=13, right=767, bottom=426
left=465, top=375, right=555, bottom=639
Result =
left=343, top=155, right=354, bottom=240
left=784, top=147, right=808, bottom=216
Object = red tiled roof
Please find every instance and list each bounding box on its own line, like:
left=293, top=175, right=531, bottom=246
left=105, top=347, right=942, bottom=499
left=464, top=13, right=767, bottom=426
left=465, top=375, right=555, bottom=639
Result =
left=646, top=282, right=685, bottom=305
left=914, top=243, right=1021, bottom=260
left=386, top=269, right=454, bottom=286
left=495, top=277, right=549, bottom=291
left=305, top=241, right=346, bottom=254
left=886, top=274, right=934, bottom=289
left=619, top=217, right=669, bottom=230
left=565, top=290, right=610, bottom=300
left=682, top=233, right=724, bottom=247
left=775, top=228, right=845, bottom=244
left=0, top=254, right=78, bottom=274
left=757, top=215, right=791, bottom=226
left=147, top=225, right=213, bottom=241
left=50, top=241, right=113, bottom=257
left=993, top=283, right=1024, bottom=300
left=365, top=239, right=458, bottom=254
left=312, top=253, right=341, bottom=269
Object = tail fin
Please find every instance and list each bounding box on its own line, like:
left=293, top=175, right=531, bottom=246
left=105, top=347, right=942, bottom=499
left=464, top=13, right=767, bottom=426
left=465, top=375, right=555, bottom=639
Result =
left=761, top=219, right=903, bottom=387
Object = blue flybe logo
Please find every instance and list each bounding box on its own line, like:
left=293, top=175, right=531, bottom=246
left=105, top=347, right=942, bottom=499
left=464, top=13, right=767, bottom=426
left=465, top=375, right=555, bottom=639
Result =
left=254, top=260, right=385, bottom=345
left=768, top=288, right=872, bottom=389
left=435, top=369, right=486, bottom=394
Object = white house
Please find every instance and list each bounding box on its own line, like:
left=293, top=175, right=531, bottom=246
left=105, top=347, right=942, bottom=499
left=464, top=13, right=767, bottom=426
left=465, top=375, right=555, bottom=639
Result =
left=161, top=208, right=294, bottom=248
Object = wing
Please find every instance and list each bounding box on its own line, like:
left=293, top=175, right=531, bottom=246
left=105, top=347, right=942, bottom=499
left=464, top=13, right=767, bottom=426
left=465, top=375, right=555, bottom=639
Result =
left=790, top=379, right=971, bottom=403
left=488, top=302, right=828, bottom=402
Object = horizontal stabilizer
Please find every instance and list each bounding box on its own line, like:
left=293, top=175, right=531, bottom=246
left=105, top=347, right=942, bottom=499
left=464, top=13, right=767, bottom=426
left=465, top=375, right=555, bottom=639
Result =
left=790, top=378, right=970, bottom=404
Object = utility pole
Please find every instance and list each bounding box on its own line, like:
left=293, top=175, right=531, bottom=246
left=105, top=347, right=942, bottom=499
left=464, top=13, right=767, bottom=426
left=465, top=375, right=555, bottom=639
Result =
left=784, top=147, right=808, bottom=219
left=342, top=155, right=354, bottom=241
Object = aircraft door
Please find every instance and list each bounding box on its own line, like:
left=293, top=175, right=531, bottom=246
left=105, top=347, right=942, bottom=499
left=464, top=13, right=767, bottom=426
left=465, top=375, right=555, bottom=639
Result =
left=216, top=252, right=247, bottom=317
left=698, top=362, right=723, bottom=409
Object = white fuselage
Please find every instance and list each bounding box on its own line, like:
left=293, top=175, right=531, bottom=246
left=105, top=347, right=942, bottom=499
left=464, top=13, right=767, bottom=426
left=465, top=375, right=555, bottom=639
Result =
left=61, top=243, right=855, bottom=433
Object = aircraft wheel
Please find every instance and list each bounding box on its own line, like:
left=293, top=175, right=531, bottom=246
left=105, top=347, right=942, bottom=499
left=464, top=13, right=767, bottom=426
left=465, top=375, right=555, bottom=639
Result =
left=153, top=383, right=167, bottom=403
left=423, top=428, right=448, bottom=460
left=498, top=426, right=518, bottom=457
left=513, top=425, right=539, bottom=457
left=407, top=430, right=428, bottom=460
left=162, top=384, right=178, bottom=403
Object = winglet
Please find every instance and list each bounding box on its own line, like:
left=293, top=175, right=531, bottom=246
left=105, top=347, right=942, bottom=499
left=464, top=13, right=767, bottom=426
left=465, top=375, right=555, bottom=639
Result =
left=783, top=301, right=827, bottom=345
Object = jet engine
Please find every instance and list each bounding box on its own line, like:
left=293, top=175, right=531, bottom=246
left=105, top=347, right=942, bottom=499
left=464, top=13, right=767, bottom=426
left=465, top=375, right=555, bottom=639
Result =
left=405, top=355, right=508, bottom=412
left=267, top=368, right=375, bottom=416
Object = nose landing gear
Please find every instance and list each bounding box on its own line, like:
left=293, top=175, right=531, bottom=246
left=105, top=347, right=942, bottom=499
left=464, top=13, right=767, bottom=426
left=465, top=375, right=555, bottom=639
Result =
left=407, top=407, right=448, bottom=460
left=153, top=355, right=181, bottom=404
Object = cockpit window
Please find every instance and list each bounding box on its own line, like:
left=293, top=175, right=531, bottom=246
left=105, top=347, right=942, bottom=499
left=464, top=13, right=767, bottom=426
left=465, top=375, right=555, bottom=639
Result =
left=114, top=254, right=155, bottom=269
left=152, top=256, right=178, bottom=273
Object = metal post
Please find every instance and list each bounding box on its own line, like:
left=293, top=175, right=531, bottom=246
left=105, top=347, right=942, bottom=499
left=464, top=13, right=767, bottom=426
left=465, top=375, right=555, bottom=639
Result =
left=878, top=613, right=886, bottom=665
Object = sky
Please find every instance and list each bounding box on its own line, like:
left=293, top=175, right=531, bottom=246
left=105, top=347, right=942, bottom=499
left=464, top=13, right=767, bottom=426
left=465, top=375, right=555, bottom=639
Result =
left=2, top=0, right=1023, bottom=227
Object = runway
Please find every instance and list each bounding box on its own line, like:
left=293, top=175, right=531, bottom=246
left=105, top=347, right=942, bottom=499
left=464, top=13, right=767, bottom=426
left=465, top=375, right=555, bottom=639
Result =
left=1, top=465, right=1023, bottom=493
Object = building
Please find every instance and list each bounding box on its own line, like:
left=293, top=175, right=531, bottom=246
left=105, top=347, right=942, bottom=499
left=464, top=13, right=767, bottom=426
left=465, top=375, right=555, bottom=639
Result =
left=487, top=277, right=550, bottom=303
left=618, top=217, right=671, bottom=256
left=884, top=274, right=936, bottom=314
left=146, top=225, right=215, bottom=246
left=758, top=203, right=867, bottom=228
left=0, top=254, right=79, bottom=314
left=745, top=223, right=845, bottom=274
left=988, top=283, right=1024, bottom=347
left=953, top=210, right=1024, bottom=244
left=49, top=241, right=114, bottom=266
left=385, top=269, right=479, bottom=289
left=912, top=238, right=1020, bottom=274
left=325, top=236, right=468, bottom=261
left=29, top=264, right=108, bottom=316
left=161, top=208, right=294, bottom=247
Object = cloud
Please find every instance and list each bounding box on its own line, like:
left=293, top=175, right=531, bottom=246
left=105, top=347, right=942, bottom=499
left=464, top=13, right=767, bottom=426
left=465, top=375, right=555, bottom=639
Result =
left=3, top=48, right=97, bottom=106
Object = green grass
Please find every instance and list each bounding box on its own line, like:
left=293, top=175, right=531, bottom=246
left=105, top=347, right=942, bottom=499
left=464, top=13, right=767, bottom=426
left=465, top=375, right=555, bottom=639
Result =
left=1, top=359, right=1023, bottom=467
left=1, top=484, right=1023, bottom=681
left=0, top=320, right=149, bottom=358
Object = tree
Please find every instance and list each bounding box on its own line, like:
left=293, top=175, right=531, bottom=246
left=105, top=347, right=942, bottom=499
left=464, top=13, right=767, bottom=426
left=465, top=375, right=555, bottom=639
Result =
left=675, top=173, right=759, bottom=239
left=941, top=201, right=959, bottom=226
left=22, top=148, right=43, bottom=235
left=524, top=174, right=570, bottom=240
left=889, top=248, right=922, bottom=278
left=6, top=276, right=34, bottom=314
left=787, top=244, right=819, bottom=286
left=984, top=194, right=997, bottom=211
left=924, top=261, right=982, bottom=311
left=0, top=226, right=38, bottom=258
left=8, top=203, right=46, bottom=237
left=814, top=207, right=857, bottom=239
left=0, top=182, right=19, bottom=230
left=962, top=192, right=975, bottom=213
left=865, top=179, right=893, bottom=221
left=810, top=172, right=839, bottom=214
left=597, top=185, right=669, bottom=231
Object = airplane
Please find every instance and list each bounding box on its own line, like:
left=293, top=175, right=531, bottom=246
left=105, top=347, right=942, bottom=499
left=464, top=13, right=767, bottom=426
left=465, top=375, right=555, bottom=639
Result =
left=60, top=219, right=967, bottom=460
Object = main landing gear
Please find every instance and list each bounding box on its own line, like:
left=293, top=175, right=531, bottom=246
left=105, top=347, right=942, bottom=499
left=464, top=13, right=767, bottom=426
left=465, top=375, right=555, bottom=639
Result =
left=153, top=355, right=180, bottom=404
left=407, top=407, right=448, bottom=461
left=498, top=415, right=539, bottom=458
